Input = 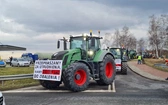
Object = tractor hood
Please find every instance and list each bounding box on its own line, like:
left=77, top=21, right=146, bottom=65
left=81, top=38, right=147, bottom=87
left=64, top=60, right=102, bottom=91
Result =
left=52, top=48, right=82, bottom=68
left=52, top=50, right=69, bottom=60
left=51, top=48, right=81, bottom=60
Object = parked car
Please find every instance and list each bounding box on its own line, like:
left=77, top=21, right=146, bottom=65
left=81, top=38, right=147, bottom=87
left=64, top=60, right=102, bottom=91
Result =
left=0, top=60, right=6, bottom=67
left=22, top=57, right=33, bottom=64
left=11, top=58, right=30, bottom=67
left=5, top=59, right=10, bottom=64
left=0, top=91, right=6, bottom=105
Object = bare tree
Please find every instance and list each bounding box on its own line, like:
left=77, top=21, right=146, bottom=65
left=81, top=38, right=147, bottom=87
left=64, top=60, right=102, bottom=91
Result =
left=102, top=33, right=112, bottom=48
left=148, top=15, right=168, bottom=58
left=118, top=26, right=129, bottom=48
left=159, top=15, right=168, bottom=54
left=102, top=26, right=137, bottom=50
left=148, top=15, right=160, bottom=58
left=112, top=29, right=120, bottom=47
left=127, top=34, right=137, bottom=50
left=137, top=38, right=145, bottom=54
left=118, top=26, right=136, bottom=50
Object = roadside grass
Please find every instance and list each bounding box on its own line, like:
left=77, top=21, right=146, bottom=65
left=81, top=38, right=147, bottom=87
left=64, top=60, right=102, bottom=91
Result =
left=0, top=66, right=34, bottom=75
left=0, top=66, right=40, bottom=90
left=0, top=79, right=39, bottom=91
left=143, top=58, right=168, bottom=72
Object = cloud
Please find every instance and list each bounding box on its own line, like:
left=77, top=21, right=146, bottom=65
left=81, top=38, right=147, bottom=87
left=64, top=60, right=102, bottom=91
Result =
left=0, top=0, right=167, bottom=59
left=130, top=24, right=149, bottom=40
left=0, top=16, right=35, bottom=35
left=1, top=0, right=147, bottom=33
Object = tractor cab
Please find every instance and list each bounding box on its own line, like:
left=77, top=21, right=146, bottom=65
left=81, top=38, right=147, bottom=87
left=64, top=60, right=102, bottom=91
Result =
left=69, top=34, right=102, bottom=60
left=109, top=48, right=121, bottom=59
left=57, top=34, right=103, bottom=60
left=109, top=48, right=128, bottom=61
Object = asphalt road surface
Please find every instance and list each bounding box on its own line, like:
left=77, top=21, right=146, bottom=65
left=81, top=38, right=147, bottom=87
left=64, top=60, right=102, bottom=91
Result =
left=3, top=68, right=168, bottom=105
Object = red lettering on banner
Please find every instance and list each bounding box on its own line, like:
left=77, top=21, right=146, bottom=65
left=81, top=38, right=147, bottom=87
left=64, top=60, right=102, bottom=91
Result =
left=116, top=64, right=121, bottom=66
left=42, top=70, right=60, bottom=75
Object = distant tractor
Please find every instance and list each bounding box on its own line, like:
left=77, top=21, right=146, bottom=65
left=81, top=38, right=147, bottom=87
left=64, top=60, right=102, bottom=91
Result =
left=35, top=32, right=116, bottom=92
left=129, top=50, right=137, bottom=59
left=108, top=48, right=127, bottom=75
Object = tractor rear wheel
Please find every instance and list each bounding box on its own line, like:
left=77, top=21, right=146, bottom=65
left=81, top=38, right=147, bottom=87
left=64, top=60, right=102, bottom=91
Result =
left=40, top=80, right=61, bottom=89
left=96, top=55, right=116, bottom=85
left=121, top=62, right=127, bottom=75
left=63, top=62, right=90, bottom=92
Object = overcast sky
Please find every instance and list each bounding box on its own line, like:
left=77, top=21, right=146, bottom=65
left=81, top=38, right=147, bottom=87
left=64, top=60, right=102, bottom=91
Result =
left=0, top=0, right=168, bottom=55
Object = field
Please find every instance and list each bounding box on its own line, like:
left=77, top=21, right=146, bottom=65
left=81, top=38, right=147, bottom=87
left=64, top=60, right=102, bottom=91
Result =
left=144, top=58, right=168, bottom=72
left=0, top=66, right=39, bottom=90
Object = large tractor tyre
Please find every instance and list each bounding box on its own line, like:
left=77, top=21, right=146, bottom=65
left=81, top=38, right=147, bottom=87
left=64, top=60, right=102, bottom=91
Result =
left=63, top=62, right=90, bottom=92
left=96, top=55, right=116, bottom=85
left=40, top=80, right=61, bottom=89
left=121, top=62, right=127, bottom=75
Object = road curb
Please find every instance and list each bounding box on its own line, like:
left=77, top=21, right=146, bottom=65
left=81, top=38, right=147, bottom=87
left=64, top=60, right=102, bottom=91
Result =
left=127, top=62, right=168, bottom=82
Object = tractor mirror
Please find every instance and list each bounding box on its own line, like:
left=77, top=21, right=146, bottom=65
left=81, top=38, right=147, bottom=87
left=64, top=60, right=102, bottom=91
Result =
left=57, top=40, right=60, bottom=49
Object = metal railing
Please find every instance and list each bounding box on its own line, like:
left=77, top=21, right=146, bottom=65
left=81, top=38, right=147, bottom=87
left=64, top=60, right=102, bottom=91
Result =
left=0, top=74, right=33, bottom=86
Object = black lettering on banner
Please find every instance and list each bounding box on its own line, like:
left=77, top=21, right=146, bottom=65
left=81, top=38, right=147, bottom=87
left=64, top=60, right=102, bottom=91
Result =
left=58, top=76, right=60, bottom=80
left=39, top=74, right=59, bottom=80
left=40, top=75, right=42, bottom=78
left=36, top=60, right=62, bottom=65
left=39, top=65, right=61, bottom=69
left=34, top=65, right=39, bottom=69
left=33, top=74, right=39, bottom=78
left=58, top=65, right=60, bottom=69
left=36, top=61, right=59, bottom=65
left=35, top=71, right=42, bottom=73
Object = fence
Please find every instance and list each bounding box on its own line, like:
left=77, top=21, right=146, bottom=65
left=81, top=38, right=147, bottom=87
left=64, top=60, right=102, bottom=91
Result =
left=0, top=74, right=33, bottom=86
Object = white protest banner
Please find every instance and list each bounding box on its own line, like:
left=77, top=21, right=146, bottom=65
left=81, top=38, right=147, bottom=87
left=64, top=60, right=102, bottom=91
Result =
left=115, top=59, right=121, bottom=70
left=33, top=60, right=62, bottom=81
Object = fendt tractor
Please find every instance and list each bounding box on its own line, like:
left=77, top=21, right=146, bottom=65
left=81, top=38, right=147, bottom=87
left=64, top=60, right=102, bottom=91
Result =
left=34, top=31, right=116, bottom=92
left=108, top=47, right=127, bottom=75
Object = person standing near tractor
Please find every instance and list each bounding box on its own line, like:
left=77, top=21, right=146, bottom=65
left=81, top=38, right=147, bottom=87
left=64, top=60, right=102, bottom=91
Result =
left=9, top=56, right=13, bottom=66
left=137, top=54, right=142, bottom=64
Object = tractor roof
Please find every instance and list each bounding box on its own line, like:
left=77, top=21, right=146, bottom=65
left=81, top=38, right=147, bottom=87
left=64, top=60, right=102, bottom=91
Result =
left=70, top=34, right=102, bottom=39
left=109, top=47, right=122, bottom=49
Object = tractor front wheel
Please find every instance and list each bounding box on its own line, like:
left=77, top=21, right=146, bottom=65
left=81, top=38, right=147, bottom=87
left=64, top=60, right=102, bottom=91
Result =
left=96, top=55, right=116, bottom=85
left=40, top=80, right=61, bottom=89
left=63, top=62, right=90, bottom=92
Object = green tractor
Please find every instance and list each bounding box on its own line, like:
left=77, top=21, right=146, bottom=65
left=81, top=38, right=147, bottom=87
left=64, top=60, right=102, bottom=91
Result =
left=107, top=47, right=128, bottom=75
left=39, top=32, right=116, bottom=92
left=129, top=50, right=137, bottom=59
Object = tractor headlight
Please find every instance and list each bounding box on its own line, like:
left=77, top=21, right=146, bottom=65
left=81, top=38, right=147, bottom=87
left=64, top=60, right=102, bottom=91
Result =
left=83, top=34, right=87, bottom=40
left=88, top=50, right=94, bottom=56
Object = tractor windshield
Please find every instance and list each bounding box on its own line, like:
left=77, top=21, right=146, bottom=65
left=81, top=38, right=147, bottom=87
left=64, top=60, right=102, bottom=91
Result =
left=70, top=37, right=86, bottom=50
left=110, top=48, right=121, bottom=59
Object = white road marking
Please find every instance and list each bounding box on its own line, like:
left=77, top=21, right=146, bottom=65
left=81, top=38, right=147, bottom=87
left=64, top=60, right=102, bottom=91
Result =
left=3, top=89, right=115, bottom=93
left=3, top=81, right=116, bottom=93
left=108, top=80, right=116, bottom=92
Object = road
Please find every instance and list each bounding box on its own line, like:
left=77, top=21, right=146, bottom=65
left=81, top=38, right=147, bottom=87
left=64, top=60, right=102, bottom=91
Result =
left=2, top=68, right=168, bottom=105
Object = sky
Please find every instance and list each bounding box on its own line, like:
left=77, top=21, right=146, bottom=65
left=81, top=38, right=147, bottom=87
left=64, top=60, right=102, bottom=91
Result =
left=0, top=0, right=168, bottom=58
